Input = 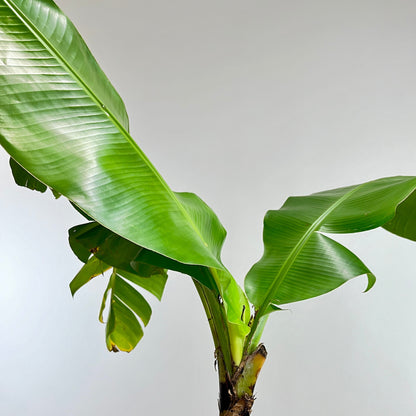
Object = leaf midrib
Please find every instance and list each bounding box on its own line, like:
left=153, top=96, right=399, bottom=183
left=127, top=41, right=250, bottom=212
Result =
left=4, top=0, right=210, bottom=251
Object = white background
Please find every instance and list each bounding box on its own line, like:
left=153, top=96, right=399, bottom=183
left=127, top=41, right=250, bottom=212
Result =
left=1, top=0, right=416, bottom=414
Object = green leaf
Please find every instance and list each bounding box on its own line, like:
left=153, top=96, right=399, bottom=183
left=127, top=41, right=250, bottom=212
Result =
left=106, top=296, right=144, bottom=353
left=245, top=176, right=416, bottom=316
left=68, top=223, right=95, bottom=264
left=99, top=272, right=113, bottom=324
left=118, top=270, right=167, bottom=302
left=383, top=189, right=416, bottom=241
left=216, top=269, right=250, bottom=332
left=9, top=157, right=47, bottom=193
left=68, top=221, right=212, bottom=290
left=213, top=269, right=250, bottom=363
left=69, top=221, right=249, bottom=359
left=69, top=256, right=110, bottom=296
left=87, top=266, right=164, bottom=352
left=68, top=221, right=249, bottom=340
left=0, top=0, right=226, bottom=271
left=113, top=275, right=152, bottom=326
left=51, top=188, right=62, bottom=199
left=100, top=270, right=162, bottom=352
left=10, top=156, right=62, bottom=198
left=70, top=235, right=165, bottom=351
left=0, top=0, right=254, bottom=363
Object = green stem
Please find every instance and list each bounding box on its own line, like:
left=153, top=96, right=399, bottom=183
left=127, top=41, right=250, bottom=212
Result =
left=244, top=311, right=261, bottom=355
left=193, top=278, right=233, bottom=376
left=245, top=313, right=269, bottom=355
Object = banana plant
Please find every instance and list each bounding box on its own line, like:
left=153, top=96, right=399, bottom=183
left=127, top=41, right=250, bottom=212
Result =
left=1, top=1, right=416, bottom=415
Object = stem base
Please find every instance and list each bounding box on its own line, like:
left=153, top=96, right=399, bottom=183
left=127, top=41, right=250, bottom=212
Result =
left=218, top=344, right=267, bottom=416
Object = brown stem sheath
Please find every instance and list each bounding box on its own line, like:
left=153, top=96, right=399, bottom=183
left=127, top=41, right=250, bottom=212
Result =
left=219, top=344, right=267, bottom=416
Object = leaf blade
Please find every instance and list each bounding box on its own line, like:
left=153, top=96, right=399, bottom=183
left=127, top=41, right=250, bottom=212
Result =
left=106, top=296, right=143, bottom=353
left=9, top=157, right=47, bottom=193
left=246, top=176, right=416, bottom=314
left=69, top=256, right=110, bottom=296
left=68, top=221, right=209, bottom=293
left=113, top=275, right=152, bottom=326
left=0, top=0, right=226, bottom=271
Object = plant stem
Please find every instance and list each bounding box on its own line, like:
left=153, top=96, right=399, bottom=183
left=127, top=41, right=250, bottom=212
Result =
left=243, top=310, right=263, bottom=355
left=194, top=274, right=268, bottom=415
left=219, top=344, right=268, bottom=416
left=193, top=278, right=233, bottom=376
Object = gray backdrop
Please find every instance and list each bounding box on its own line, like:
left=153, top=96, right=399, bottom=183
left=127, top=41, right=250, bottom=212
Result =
left=1, top=0, right=416, bottom=414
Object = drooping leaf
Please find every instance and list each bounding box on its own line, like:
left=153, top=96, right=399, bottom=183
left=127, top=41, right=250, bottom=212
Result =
left=99, top=272, right=113, bottom=324
left=0, top=0, right=227, bottom=272
left=0, top=0, right=250, bottom=360
left=118, top=270, right=167, bottom=302
left=103, top=271, right=163, bottom=352
left=68, top=225, right=167, bottom=352
left=68, top=221, right=213, bottom=290
left=70, top=221, right=248, bottom=320
left=113, top=275, right=152, bottom=326
left=245, top=176, right=416, bottom=317
left=106, top=296, right=144, bottom=353
left=77, top=265, right=165, bottom=352
left=69, top=256, right=110, bottom=296
left=69, top=221, right=249, bottom=357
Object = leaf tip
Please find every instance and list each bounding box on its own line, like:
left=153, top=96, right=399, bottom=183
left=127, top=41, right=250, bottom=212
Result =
left=69, top=283, right=77, bottom=297
left=109, top=343, right=119, bottom=353
left=364, top=273, right=376, bottom=293
left=50, top=188, right=62, bottom=199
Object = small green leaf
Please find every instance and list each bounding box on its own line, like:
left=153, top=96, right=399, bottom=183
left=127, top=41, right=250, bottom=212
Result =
left=69, top=227, right=168, bottom=352
left=99, top=271, right=114, bottom=323
left=68, top=222, right=99, bottom=264
left=70, top=256, right=110, bottom=296
left=118, top=269, right=167, bottom=301
left=98, top=269, right=162, bottom=352
left=9, top=158, right=47, bottom=193
left=51, top=189, right=62, bottom=199
left=106, top=297, right=143, bottom=353
left=113, top=275, right=152, bottom=326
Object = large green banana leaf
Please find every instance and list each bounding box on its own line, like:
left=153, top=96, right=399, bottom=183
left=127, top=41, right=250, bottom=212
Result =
left=0, top=0, right=225, bottom=269
left=245, top=176, right=416, bottom=316
left=0, top=0, right=252, bottom=357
